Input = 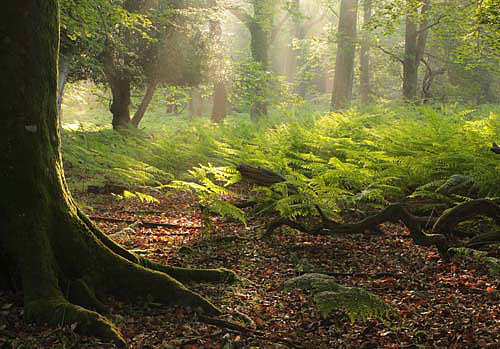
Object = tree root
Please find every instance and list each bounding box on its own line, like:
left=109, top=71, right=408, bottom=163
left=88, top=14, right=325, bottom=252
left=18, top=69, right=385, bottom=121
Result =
left=266, top=204, right=448, bottom=255
left=267, top=199, right=500, bottom=257
left=78, top=209, right=239, bottom=284
left=432, top=199, right=500, bottom=233
left=88, top=215, right=201, bottom=229
left=199, top=314, right=303, bottom=348
left=4, top=203, right=238, bottom=346
left=25, top=299, right=126, bottom=347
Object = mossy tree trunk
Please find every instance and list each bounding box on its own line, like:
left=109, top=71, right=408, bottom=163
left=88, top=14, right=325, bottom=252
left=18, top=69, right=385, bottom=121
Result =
left=0, top=2, right=236, bottom=346
left=248, top=2, right=271, bottom=121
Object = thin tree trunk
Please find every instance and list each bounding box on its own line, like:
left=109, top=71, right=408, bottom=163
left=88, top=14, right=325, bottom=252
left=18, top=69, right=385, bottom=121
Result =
left=131, top=80, right=158, bottom=128
left=403, top=0, right=430, bottom=101
left=189, top=88, right=203, bottom=118
left=331, top=0, right=358, bottom=111
left=359, top=0, right=372, bottom=104
left=103, top=45, right=132, bottom=130
left=211, top=81, right=227, bottom=123
left=209, top=18, right=227, bottom=123
left=403, top=15, right=418, bottom=100
left=249, top=2, right=270, bottom=121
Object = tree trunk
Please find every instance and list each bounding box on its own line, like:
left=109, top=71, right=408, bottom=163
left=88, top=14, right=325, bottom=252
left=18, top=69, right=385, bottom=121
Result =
left=108, top=75, right=132, bottom=130
left=403, top=0, right=430, bottom=101
left=188, top=88, right=203, bottom=118
left=209, top=18, right=227, bottom=123
left=359, top=0, right=372, bottom=104
left=249, top=2, right=271, bottom=121
left=57, top=52, right=70, bottom=126
left=403, top=15, right=418, bottom=100
left=211, top=81, right=227, bottom=123
left=331, top=0, right=358, bottom=111
left=0, top=2, right=236, bottom=346
left=131, top=80, right=158, bottom=128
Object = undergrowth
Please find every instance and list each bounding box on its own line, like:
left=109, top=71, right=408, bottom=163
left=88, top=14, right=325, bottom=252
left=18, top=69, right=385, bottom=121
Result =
left=61, top=99, right=500, bottom=221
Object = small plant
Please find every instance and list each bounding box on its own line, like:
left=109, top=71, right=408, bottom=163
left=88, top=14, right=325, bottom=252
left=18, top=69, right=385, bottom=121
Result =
left=167, top=164, right=246, bottom=226
left=112, top=190, right=160, bottom=204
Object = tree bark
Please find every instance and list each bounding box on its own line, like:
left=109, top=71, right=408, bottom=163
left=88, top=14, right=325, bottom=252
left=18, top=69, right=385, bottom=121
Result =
left=131, top=80, right=158, bottom=128
left=209, top=19, right=227, bottom=123
left=211, top=81, right=227, bottom=123
left=108, top=71, right=132, bottom=130
left=331, top=0, right=358, bottom=111
left=403, top=0, right=430, bottom=101
left=0, top=2, right=236, bottom=346
left=359, top=0, right=372, bottom=104
left=188, top=87, right=203, bottom=118
left=229, top=1, right=273, bottom=121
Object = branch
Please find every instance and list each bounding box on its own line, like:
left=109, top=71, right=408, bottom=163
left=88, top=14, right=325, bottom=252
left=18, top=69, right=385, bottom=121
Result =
left=432, top=199, right=500, bottom=233
left=227, top=6, right=252, bottom=28
left=417, top=14, right=446, bottom=34
left=376, top=45, right=404, bottom=64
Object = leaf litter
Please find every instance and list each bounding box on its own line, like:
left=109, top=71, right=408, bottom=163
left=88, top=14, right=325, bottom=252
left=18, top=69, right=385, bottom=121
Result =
left=1, top=189, right=499, bottom=348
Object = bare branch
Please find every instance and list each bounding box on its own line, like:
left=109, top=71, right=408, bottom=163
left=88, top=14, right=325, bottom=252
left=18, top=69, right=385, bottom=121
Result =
left=417, top=14, right=446, bottom=34
left=376, top=45, right=404, bottom=64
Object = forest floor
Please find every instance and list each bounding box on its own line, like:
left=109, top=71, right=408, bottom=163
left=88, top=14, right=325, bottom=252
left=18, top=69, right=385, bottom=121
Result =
left=1, top=188, right=500, bottom=348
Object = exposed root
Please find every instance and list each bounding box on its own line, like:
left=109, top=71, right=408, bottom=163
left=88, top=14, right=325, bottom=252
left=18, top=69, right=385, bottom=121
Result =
left=66, top=278, right=107, bottom=314
left=266, top=204, right=448, bottom=255
left=432, top=199, right=500, bottom=233
left=25, top=299, right=126, bottom=347
left=78, top=208, right=239, bottom=284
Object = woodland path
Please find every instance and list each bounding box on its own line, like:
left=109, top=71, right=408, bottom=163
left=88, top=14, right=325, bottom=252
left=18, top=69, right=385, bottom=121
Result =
left=1, top=189, right=499, bottom=348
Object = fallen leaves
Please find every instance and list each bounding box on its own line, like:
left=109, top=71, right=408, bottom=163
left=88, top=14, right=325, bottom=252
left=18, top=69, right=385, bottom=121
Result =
left=1, top=190, right=499, bottom=348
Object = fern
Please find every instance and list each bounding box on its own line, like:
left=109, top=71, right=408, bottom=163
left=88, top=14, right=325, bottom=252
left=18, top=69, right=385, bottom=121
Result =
left=167, top=165, right=246, bottom=225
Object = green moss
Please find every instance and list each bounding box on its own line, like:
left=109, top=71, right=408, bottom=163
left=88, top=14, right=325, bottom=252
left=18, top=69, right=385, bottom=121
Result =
left=285, top=273, right=396, bottom=323
left=25, top=299, right=125, bottom=347
left=284, top=273, right=343, bottom=293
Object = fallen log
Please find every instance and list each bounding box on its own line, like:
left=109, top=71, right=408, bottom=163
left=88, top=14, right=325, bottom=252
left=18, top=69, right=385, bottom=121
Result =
left=236, top=165, right=286, bottom=187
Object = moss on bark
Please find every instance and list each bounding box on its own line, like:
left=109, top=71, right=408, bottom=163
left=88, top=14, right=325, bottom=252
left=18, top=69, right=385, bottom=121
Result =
left=0, top=2, right=237, bottom=346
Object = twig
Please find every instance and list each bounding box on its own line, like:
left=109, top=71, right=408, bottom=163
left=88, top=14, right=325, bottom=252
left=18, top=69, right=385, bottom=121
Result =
left=198, top=315, right=303, bottom=348
left=300, top=271, right=403, bottom=279
left=175, top=330, right=225, bottom=346
left=376, top=45, right=404, bottom=64
left=88, top=215, right=201, bottom=229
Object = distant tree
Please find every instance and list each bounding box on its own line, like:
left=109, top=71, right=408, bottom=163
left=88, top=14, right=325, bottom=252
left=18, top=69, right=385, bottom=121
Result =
left=331, top=0, right=358, bottom=111
left=59, top=0, right=125, bottom=123
left=0, top=1, right=236, bottom=345
left=402, top=0, right=430, bottom=101
left=359, top=0, right=373, bottom=104
left=286, top=0, right=328, bottom=97
left=209, top=18, right=228, bottom=122
left=229, top=0, right=277, bottom=120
